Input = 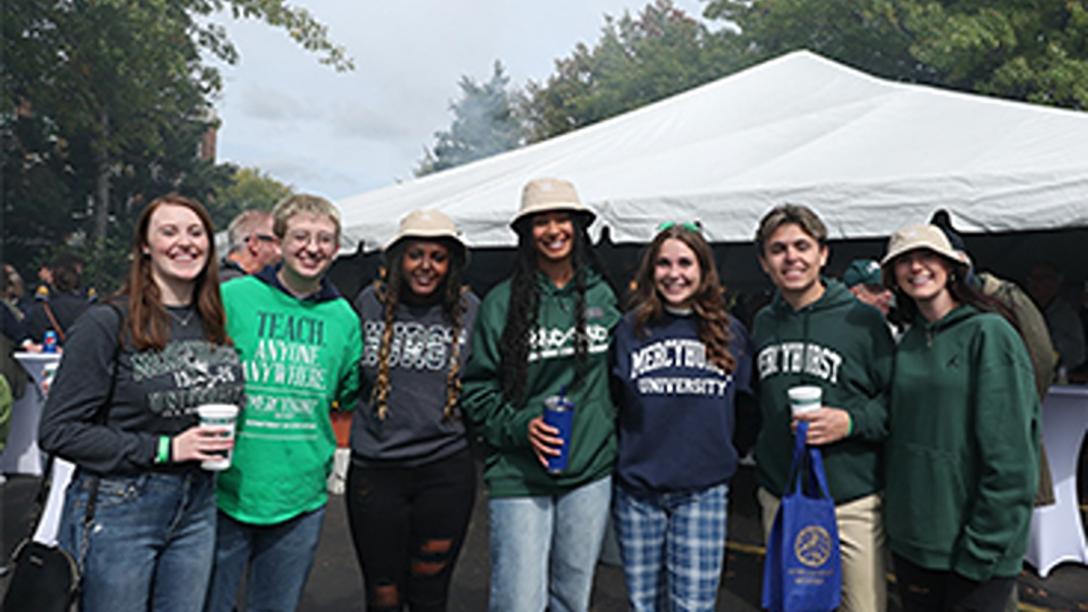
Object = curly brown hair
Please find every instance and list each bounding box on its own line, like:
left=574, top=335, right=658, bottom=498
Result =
left=628, top=226, right=736, bottom=374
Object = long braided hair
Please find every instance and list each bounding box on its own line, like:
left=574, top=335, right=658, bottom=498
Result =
left=499, top=212, right=601, bottom=406
left=371, top=238, right=468, bottom=420
left=629, top=226, right=736, bottom=374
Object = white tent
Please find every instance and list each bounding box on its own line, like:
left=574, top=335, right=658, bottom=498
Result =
left=337, top=50, right=1088, bottom=253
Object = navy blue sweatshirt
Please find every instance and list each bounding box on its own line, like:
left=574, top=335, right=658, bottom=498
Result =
left=611, top=311, right=753, bottom=493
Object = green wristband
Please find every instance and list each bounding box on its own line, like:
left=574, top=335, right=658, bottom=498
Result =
left=156, top=436, right=171, bottom=464
left=846, top=414, right=854, bottom=437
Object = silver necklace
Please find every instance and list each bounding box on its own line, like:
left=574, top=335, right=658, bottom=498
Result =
left=166, top=308, right=194, bottom=327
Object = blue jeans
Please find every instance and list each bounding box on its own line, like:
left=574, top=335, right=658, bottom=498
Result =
left=488, top=476, right=611, bottom=612
left=205, top=506, right=326, bottom=612
left=613, top=483, right=729, bottom=612
left=58, top=469, right=217, bottom=612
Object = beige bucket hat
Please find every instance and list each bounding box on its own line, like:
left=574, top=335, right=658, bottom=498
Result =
left=511, top=177, right=595, bottom=227
left=880, top=224, right=970, bottom=272
left=385, top=209, right=466, bottom=252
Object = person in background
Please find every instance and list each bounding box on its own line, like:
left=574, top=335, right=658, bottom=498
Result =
left=25, top=253, right=91, bottom=346
left=346, top=209, right=480, bottom=612
left=610, top=222, right=753, bottom=611
left=1, top=265, right=29, bottom=344
left=38, top=194, right=245, bottom=612
left=843, top=258, right=893, bottom=317
left=207, top=194, right=361, bottom=612
left=461, top=178, right=620, bottom=612
left=220, top=209, right=281, bottom=282
left=1026, top=261, right=1085, bottom=374
left=881, top=225, right=1038, bottom=611
left=751, top=204, right=894, bottom=612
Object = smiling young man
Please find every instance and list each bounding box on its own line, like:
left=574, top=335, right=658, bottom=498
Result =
left=751, top=204, right=894, bottom=612
left=207, top=194, right=361, bottom=612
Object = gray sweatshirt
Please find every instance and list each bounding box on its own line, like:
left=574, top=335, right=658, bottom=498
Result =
left=39, top=302, right=246, bottom=475
left=350, top=285, right=479, bottom=466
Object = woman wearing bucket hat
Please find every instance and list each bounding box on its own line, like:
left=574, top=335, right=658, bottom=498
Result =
left=880, top=224, right=1040, bottom=611
left=461, top=178, right=621, bottom=611
left=345, top=209, right=480, bottom=611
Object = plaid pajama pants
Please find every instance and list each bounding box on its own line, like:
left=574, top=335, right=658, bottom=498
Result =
left=612, top=482, right=729, bottom=612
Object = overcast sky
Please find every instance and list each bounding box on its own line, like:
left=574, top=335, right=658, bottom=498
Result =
left=210, top=0, right=704, bottom=200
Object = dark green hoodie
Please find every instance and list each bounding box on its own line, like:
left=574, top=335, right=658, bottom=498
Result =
left=886, top=304, right=1039, bottom=581
left=461, top=270, right=620, bottom=497
left=752, top=279, right=894, bottom=504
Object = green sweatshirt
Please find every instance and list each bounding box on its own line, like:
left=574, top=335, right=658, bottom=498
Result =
left=752, top=279, right=894, bottom=504
left=461, top=270, right=620, bottom=498
left=886, top=304, right=1039, bottom=581
left=217, top=272, right=361, bottom=524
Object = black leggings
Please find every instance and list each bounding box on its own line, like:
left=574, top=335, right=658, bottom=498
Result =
left=892, top=554, right=1015, bottom=612
left=345, top=447, right=476, bottom=612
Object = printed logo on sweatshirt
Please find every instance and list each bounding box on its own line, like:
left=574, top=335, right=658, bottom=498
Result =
left=527, top=324, right=610, bottom=362
left=756, top=342, right=844, bottom=384
left=238, top=310, right=334, bottom=434
left=629, top=338, right=733, bottom=397
left=361, top=320, right=466, bottom=371
left=131, top=340, right=243, bottom=418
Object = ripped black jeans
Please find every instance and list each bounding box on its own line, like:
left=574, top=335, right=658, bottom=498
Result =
left=345, top=447, right=476, bottom=612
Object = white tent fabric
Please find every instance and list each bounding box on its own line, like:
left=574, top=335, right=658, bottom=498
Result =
left=337, top=50, right=1088, bottom=253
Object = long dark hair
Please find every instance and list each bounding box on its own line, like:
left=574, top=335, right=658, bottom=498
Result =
left=122, top=194, right=228, bottom=351
left=889, top=253, right=1022, bottom=335
left=629, top=226, right=736, bottom=374
left=499, top=212, right=601, bottom=406
left=371, top=238, right=468, bottom=420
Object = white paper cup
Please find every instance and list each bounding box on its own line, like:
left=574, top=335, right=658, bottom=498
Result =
left=787, top=385, right=822, bottom=416
left=196, top=404, right=239, bottom=471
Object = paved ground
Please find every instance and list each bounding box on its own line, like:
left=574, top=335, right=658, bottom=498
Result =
left=3, top=454, right=1087, bottom=611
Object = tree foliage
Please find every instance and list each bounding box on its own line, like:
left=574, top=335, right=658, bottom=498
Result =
left=705, top=0, right=1088, bottom=110
left=416, top=61, right=525, bottom=177
left=522, top=0, right=747, bottom=142
left=2, top=0, right=349, bottom=289
left=211, top=166, right=293, bottom=229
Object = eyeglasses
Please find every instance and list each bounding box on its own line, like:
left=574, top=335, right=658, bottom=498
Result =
left=657, top=221, right=702, bottom=233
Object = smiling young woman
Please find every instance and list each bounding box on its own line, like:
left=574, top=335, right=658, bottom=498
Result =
left=460, top=178, right=621, bottom=612
left=345, top=208, right=479, bottom=611
left=39, top=194, right=245, bottom=612
left=610, top=223, right=753, bottom=610
left=880, top=225, right=1039, bottom=612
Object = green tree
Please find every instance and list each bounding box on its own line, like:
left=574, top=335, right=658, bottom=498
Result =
left=416, top=61, right=526, bottom=176
left=2, top=0, right=350, bottom=288
left=704, top=0, right=1088, bottom=110
left=522, top=0, right=747, bottom=142
left=210, top=166, right=294, bottom=229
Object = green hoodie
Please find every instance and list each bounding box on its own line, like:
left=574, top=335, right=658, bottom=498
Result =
left=461, top=270, right=620, bottom=498
left=886, top=304, right=1039, bottom=581
left=752, top=279, right=894, bottom=504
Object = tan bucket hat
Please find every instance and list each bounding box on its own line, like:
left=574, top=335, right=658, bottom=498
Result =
left=510, top=177, right=595, bottom=227
left=880, top=224, right=970, bottom=269
left=385, top=209, right=466, bottom=252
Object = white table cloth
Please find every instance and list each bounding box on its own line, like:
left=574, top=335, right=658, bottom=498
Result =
left=1025, top=384, right=1088, bottom=577
left=0, top=352, right=60, bottom=475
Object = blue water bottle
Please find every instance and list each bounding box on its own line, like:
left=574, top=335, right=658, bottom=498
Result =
left=42, top=330, right=58, bottom=353
left=542, top=391, right=575, bottom=474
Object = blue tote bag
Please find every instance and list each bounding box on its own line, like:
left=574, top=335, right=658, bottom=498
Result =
left=761, top=421, right=842, bottom=612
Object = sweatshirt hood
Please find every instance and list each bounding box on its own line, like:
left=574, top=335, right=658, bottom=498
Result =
left=767, top=278, right=855, bottom=316
left=255, top=264, right=342, bottom=303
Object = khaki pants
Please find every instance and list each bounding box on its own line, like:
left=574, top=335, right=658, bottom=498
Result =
left=759, top=488, right=887, bottom=612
